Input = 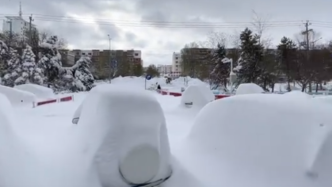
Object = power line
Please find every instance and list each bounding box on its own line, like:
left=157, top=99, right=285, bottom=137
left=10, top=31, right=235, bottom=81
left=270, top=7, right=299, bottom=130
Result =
left=2, top=14, right=332, bottom=29
left=0, top=16, right=301, bottom=29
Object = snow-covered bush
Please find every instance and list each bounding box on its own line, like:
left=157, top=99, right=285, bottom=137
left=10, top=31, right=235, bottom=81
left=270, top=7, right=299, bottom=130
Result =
left=15, top=45, right=44, bottom=85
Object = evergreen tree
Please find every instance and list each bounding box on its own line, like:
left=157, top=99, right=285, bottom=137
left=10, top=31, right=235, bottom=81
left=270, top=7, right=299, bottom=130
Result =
left=277, top=37, right=298, bottom=91
left=210, top=43, right=230, bottom=90
left=71, top=56, right=95, bottom=91
left=234, top=28, right=263, bottom=84
left=146, top=64, right=159, bottom=77
left=2, top=48, right=21, bottom=87
left=15, top=45, right=44, bottom=85
left=258, top=49, right=279, bottom=91
left=38, top=36, right=62, bottom=87
left=131, top=63, right=143, bottom=76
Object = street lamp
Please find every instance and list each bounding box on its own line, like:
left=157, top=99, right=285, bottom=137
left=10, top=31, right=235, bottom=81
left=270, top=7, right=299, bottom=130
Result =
left=108, top=34, right=112, bottom=82
left=222, top=58, right=237, bottom=94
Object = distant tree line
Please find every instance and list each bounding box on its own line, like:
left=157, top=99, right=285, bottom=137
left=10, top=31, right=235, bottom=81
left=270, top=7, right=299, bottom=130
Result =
left=179, top=11, right=332, bottom=93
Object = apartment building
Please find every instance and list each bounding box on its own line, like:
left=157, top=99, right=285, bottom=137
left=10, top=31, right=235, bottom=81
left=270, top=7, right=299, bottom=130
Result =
left=60, top=49, right=142, bottom=78
left=157, top=64, right=172, bottom=76
left=2, top=16, right=36, bottom=37
left=172, top=52, right=181, bottom=77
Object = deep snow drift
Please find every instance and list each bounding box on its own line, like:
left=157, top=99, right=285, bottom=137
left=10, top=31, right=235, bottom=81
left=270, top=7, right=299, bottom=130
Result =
left=15, top=84, right=54, bottom=99
left=72, top=84, right=172, bottom=187
left=173, top=93, right=332, bottom=187
left=0, top=84, right=36, bottom=105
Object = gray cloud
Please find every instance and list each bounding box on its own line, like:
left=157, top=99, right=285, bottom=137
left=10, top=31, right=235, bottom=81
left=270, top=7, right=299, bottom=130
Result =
left=1, top=0, right=332, bottom=66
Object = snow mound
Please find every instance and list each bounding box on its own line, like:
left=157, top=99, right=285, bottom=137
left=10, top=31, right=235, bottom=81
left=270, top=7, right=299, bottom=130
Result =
left=74, top=84, right=172, bottom=186
left=182, top=94, right=332, bottom=187
left=0, top=93, right=26, bottom=187
left=0, top=85, right=36, bottom=105
left=236, top=83, right=264, bottom=95
left=283, top=90, right=311, bottom=99
left=15, top=84, right=54, bottom=99
left=0, top=93, right=14, bottom=134
left=181, top=85, right=214, bottom=109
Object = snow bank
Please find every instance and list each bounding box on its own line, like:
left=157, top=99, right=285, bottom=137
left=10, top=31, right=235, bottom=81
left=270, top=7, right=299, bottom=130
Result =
left=15, top=84, right=54, bottom=98
left=73, top=84, right=172, bottom=186
left=177, top=94, right=332, bottom=187
left=180, top=85, right=214, bottom=109
left=236, top=83, right=264, bottom=95
left=0, top=85, right=36, bottom=105
left=0, top=93, right=31, bottom=187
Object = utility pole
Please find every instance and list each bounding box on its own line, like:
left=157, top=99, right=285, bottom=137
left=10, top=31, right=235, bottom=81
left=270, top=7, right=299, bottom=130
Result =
left=302, top=20, right=312, bottom=92
left=29, top=14, right=34, bottom=46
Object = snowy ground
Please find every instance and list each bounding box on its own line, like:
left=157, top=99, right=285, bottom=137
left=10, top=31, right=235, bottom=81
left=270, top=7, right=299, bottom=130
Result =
left=3, top=77, right=332, bottom=187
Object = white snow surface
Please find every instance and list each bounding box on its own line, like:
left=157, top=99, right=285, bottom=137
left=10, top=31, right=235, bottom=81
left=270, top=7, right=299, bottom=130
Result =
left=0, top=85, right=36, bottom=105
left=236, top=83, right=264, bottom=95
left=15, top=84, right=54, bottom=99
left=3, top=78, right=332, bottom=187
left=180, top=85, right=214, bottom=109
left=180, top=93, right=332, bottom=187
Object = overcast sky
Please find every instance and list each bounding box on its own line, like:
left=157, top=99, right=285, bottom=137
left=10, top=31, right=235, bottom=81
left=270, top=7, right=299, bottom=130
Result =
left=1, top=0, right=332, bottom=66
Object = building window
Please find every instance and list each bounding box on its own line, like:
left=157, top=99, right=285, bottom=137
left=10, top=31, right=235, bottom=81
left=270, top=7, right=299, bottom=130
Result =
left=176, top=65, right=178, bottom=67
left=82, top=53, right=85, bottom=55
left=175, top=57, right=178, bottom=60
left=175, top=61, right=178, bottom=63
left=135, top=53, right=138, bottom=56
left=88, top=53, right=92, bottom=55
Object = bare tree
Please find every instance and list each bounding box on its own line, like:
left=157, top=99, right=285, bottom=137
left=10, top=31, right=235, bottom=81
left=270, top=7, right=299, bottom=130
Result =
left=38, top=29, right=67, bottom=49
left=206, top=31, right=228, bottom=49
left=251, top=10, right=272, bottom=47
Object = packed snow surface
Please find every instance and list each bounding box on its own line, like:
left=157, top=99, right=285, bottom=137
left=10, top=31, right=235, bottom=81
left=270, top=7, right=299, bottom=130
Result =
left=236, top=83, right=264, bottom=95
left=2, top=77, right=332, bottom=187
left=15, top=84, right=54, bottom=99
left=0, top=85, right=36, bottom=105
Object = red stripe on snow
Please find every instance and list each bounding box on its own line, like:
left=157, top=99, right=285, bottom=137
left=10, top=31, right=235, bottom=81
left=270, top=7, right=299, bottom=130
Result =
left=36, top=99, right=57, bottom=106
left=215, top=95, right=230, bottom=99
left=59, top=96, right=73, bottom=102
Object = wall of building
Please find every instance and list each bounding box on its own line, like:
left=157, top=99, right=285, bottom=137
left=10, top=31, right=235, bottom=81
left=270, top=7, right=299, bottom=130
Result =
left=2, top=17, right=31, bottom=36
left=172, top=52, right=182, bottom=76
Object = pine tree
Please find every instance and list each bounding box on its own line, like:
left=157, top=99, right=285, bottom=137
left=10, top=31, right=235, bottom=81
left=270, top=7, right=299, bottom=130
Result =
left=71, top=56, right=95, bottom=91
left=146, top=64, right=159, bottom=77
left=38, top=36, right=62, bottom=87
left=131, top=63, right=143, bottom=76
left=210, top=43, right=230, bottom=90
left=2, top=48, right=21, bottom=87
left=15, top=45, right=44, bottom=85
left=277, top=37, right=298, bottom=91
left=235, top=28, right=263, bottom=84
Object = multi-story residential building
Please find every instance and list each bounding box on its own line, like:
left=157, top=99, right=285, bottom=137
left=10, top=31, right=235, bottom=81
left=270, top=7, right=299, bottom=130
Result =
left=157, top=65, right=172, bottom=76
left=172, top=52, right=182, bottom=77
left=2, top=16, right=36, bottom=37
left=60, top=49, right=143, bottom=79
